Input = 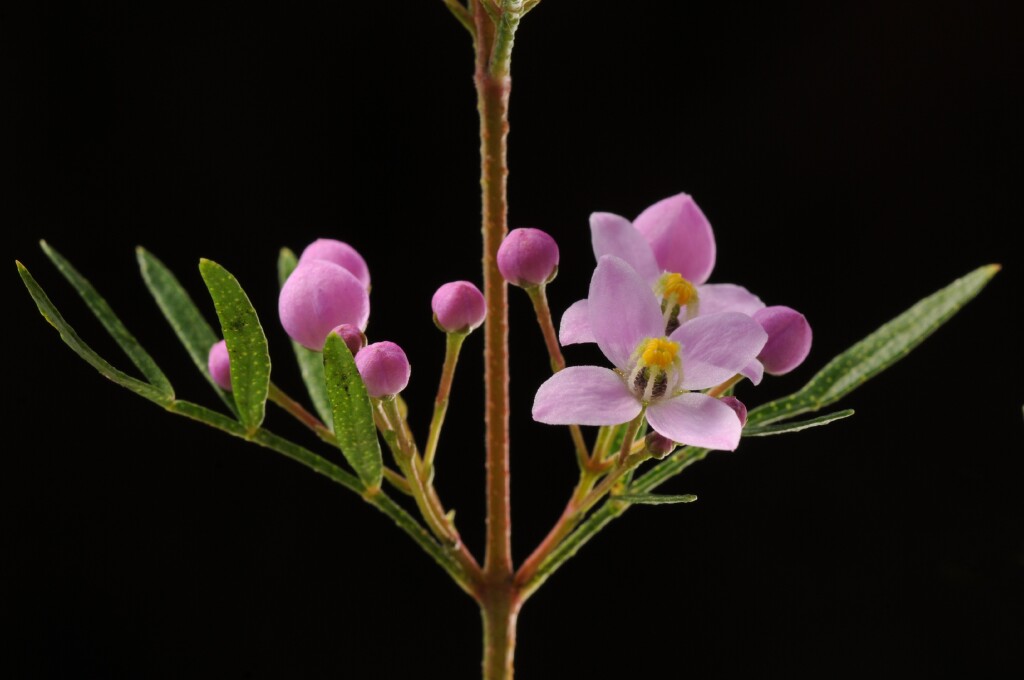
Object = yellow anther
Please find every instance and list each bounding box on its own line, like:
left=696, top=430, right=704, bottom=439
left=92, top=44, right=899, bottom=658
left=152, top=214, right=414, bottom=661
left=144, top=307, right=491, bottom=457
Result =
left=640, top=337, right=680, bottom=369
left=659, top=273, right=697, bottom=305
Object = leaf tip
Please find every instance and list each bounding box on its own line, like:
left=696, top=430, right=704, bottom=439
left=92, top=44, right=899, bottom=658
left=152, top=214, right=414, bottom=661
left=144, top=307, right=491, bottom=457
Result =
left=15, top=259, right=28, bottom=274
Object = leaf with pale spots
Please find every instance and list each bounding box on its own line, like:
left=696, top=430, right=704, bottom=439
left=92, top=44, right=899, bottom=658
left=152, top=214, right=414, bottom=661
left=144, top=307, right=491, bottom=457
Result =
left=747, top=265, right=1000, bottom=427
left=743, top=409, right=854, bottom=437
left=323, top=332, right=383, bottom=490
left=278, top=247, right=333, bottom=429
left=17, top=261, right=171, bottom=405
left=138, top=247, right=237, bottom=415
left=199, top=259, right=271, bottom=434
left=613, top=493, right=697, bottom=505
left=39, top=241, right=174, bottom=398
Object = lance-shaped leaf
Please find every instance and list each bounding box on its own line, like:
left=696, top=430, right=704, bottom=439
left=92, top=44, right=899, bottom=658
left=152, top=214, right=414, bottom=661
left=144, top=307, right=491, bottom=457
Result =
left=743, top=409, right=854, bottom=437
left=17, top=261, right=170, bottom=405
left=748, top=265, right=1000, bottom=427
left=277, top=247, right=333, bottom=429
left=199, top=259, right=271, bottom=434
left=323, top=332, right=383, bottom=490
left=613, top=493, right=698, bottom=505
left=137, top=247, right=237, bottom=415
left=40, top=241, right=173, bottom=398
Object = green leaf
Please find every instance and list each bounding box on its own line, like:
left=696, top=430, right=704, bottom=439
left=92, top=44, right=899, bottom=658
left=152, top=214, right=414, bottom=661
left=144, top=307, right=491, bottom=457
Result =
left=137, top=247, right=237, bottom=415
left=39, top=241, right=173, bottom=398
left=743, top=409, right=854, bottom=437
left=17, top=261, right=170, bottom=405
left=199, top=259, right=271, bottom=434
left=277, top=247, right=333, bottom=429
left=748, top=265, right=1000, bottom=427
left=613, top=493, right=698, bottom=505
left=323, top=332, right=383, bottom=489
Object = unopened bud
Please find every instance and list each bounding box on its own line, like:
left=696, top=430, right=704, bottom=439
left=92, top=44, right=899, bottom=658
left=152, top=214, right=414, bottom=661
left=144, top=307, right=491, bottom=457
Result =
left=355, top=341, right=411, bottom=399
left=208, top=339, right=232, bottom=391
left=644, top=431, right=676, bottom=459
left=279, top=260, right=370, bottom=351
left=431, top=280, right=486, bottom=334
left=298, top=238, right=371, bottom=290
left=497, top=228, right=559, bottom=287
left=719, top=396, right=748, bottom=427
left=330, top=323, right=366, bottom=356
left=753, top=306, right=812, bottom=375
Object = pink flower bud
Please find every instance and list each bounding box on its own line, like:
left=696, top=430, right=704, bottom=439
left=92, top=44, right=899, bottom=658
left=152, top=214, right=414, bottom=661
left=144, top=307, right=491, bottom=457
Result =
left=719, top=396, right=748, bottom=427
left=298, top=238, right=371, bottom=290
left=208, top=339, right=232, bottom=391
left=497, top=228, right=559, bottom=287
left=432, top=280, right=486, bottom=334
left=753, top=306, right=812, bottom=375
left=644, top=431, right=676, bottom=459
left=355, top=341, right=410, bottom=398
left=279, top=260, right=370, bottom=351
left=330, top=324, right=366, bottom=356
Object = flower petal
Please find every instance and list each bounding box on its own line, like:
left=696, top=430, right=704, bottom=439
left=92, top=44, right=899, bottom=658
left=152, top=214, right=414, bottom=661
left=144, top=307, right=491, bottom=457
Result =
left=697, top=283, right=765, bottom=317
left=646, top=393, right=742, bottom=451
left=559, top=299, right=595, bottom=345
left=589, top=255, right=665, bottom=368
left=753, top=306, right=813, bottom=375
left=590, top=212, right=661, bottom=284
left=532, top=366, right=641, bottom=426
left=740, top=359, right=764, bottom=386
left=670, top=312, right=768, bottom=390
left=634, top=193, right=716, bottom=284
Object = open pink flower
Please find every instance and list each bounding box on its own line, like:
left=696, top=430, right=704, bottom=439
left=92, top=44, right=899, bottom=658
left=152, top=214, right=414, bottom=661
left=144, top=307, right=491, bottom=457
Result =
left=533, top=256, right=767, bottom=451
left=559, top=193, right=810, bottom=379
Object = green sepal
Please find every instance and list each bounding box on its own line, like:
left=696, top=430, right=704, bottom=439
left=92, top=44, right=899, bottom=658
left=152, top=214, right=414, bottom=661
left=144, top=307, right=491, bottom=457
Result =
left=277, top=247, right=333, bottom=429
left=199, top=259, right=271, bottom=435
left=322, top=332, right=384, bottom=490
left=748, top=264, right=1000, bottom=427
left=743, top=409, right=854, bottom=437
left=137, top=247, right=237, bottom=415
left=17, top=261, right=171, bottom=405
left=39, top=241, right=174, bottom=398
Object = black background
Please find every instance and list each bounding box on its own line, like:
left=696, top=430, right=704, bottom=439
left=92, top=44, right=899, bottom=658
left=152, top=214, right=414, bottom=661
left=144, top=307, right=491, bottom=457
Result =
left=6, top=1, right=1023, bottom=677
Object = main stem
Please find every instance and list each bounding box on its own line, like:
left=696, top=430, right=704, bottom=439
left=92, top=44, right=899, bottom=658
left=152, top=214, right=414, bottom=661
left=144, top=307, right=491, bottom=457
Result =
left=476, top=4, right=520, bottom=679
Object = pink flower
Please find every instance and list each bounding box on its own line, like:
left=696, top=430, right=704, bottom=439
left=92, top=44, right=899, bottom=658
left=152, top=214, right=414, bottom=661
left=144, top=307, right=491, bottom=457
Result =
left=497, top=228, right=559, bottom=287
left=207, top=339, right=232, bottom=391
left=432, top=281, right=486, bottom=334
left=532, top=256, right=767, bottom=451
left=299, top=238, right=371, bottom=290
left=356, top=341, right=411, bottom=398
left=559, top=193, right=811, bottom=378
left=279, top=260, right=370, bottom=351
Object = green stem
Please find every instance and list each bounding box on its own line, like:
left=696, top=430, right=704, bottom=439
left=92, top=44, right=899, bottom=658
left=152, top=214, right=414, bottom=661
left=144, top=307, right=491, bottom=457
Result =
left=525, top=285, right=591, bottom=470
left=424, top=332, right=466, bottom=469
left=267, top=382, right=336, bottom=445
left=165, top=399, right=477, bottom=595
left=480, top=586, right=521, bottom=680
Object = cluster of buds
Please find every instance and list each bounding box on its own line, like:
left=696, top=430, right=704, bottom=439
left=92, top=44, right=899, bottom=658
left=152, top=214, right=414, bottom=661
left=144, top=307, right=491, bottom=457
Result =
left=207, top=238, right=487, bottom=403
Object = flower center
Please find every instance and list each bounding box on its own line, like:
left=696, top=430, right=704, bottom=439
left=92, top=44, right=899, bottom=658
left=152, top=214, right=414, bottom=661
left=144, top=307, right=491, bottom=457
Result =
left=655, top=273, right=699, bottom=334
left=627, top=337, right=682, bottom=402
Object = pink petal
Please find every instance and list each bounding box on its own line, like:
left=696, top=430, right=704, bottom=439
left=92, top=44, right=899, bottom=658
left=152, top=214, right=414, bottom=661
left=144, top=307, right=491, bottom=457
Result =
left=670, top=312, right=768, bottom=390
left=753, top=306, right=813, bottom=375
left=589, top=256, right=665, bottom=369
left=646, top=393, right=742, bottom=451
left=740, top=359, right=764, bottom=386
left=299, top=238, right=371, bottom=290
left=532, top=366, right=642, bottom=426
left=559, top=299, right=595, bottom=345
left=590, top=212, right=661, bottom=284
left=697, top=283, right=765, bottom=317
left=634, top=193, right=716, bottom=284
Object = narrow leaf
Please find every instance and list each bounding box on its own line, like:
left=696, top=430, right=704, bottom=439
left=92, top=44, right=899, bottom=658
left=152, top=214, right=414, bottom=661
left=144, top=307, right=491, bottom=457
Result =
left=743, top=409, right=854, bottom=437
left=17, top=261, right=170, bottom=405
left=613, top=493, right=698, bottom=505
left=748, top=265, right=999, bottom=426
left=40, top=241, right=173, bottom=397
left=199, top=259, right=271, bottom=434
left=323, top=332, right=383, bottom=489
left=137, top=247, right=237, bottom=415
left=277, top=247, right=333, bottom=428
